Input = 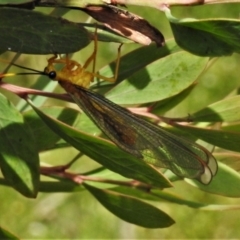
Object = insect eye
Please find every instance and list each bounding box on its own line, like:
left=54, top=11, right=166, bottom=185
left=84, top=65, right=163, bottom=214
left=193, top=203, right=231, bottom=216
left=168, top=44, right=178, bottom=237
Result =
left=48, top=71, right=57, bottom=79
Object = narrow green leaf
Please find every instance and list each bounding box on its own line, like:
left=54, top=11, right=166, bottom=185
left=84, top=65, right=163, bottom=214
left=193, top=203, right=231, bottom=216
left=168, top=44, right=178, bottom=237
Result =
left=27, top=100, right=172, bottom=188
left=192, top=96, right=240, bottom=122
left=0, top=94, right=39, bottom=197
left=23, top=106, right=80, bottom=151
left=111, top=186, right=205, bottom=208
left=106, top=51, right=208, bottom=104
left=152, top=189, right=240, bottom=210
left=173, top=124, right=240, bottom=152
left=153, top=56, right=240, bottom=118
left=223, top=123, right=240, bottom=132
left=153, top=83, right=195, bottom=116
left=84, top=183, right=175, bottom=228
left=98, top=39, right=181, bottom=86
left=200, top=204, right=240, bottom=211
left=0, top=226, right=19, bottom=240
left=0, top=0, right=31, bottom=4
left=39, top=180, right=84, bottom=193
left=186, top=162, right=240, bottom=197
left=0, top=7, right=90, bottom=54
left=166, top=10, right=240, bottom=56
left=215, top=153, right=240, bottom=172
left=0, top=177, right=84, bottom=193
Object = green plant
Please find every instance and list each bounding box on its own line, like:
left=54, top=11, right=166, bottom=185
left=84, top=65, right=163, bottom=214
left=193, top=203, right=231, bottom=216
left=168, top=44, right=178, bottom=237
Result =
left=1, top=1, right=240, bottom=239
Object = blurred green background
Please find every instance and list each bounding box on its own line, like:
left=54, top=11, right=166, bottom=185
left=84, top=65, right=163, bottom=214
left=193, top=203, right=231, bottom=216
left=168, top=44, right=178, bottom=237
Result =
left=1, top=3, right=240, bottom=239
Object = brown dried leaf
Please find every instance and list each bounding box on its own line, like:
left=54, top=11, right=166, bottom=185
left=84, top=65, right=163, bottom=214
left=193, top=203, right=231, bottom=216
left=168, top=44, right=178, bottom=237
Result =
left=82, top=5, right=165, bottom=46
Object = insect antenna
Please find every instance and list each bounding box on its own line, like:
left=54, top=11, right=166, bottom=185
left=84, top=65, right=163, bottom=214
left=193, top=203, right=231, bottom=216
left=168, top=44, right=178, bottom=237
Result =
left=0, top=60, right=45, bottom=78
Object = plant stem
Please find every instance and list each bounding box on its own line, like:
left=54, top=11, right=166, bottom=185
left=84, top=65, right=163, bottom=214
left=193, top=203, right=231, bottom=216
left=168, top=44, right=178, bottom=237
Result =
left=103, top=0, right=240, bottom=9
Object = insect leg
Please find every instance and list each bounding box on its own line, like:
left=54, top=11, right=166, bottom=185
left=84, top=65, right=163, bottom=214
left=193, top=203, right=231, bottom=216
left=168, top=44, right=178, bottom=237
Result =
left=92, top=43, right=123, bottom=83
left=83, top=27, right=98, bottom=71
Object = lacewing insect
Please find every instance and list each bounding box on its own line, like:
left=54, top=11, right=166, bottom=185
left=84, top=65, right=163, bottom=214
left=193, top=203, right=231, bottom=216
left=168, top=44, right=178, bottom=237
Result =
left=0, top=40, right=217, bottom=185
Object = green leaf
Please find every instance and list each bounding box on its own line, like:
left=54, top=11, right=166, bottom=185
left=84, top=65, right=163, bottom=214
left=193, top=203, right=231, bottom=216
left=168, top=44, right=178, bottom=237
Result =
left=0, top=0, right=31, bottom=4
left=106, top=51, right=208, bottom=104
left=39, top=180, right=84, bottom=193
left=23, top=106, right=80, bottom=151
left=191, top=96, right=240, bottom=122
left=155, top=60, right=240, bottom=118
left=98, top=39, right=181, bottom=87
left=0, top=177, right=86, bottom=193
left=84, top=183, right=175, bottom=228
left=215, top=152, right=240, bottom=171
left=0, top=94, right=39, bottom=197
left=0, top=7, right=90, bottom=54
left=166, top=10, right=240, bottom=56
left=111, top=186, right=205, bottom=208
left=186, top=162, right=240, bottom=197
left=27, top=100, right=172, bottom=188
left=0, top=226, right=19, bottom=240
left=152, top=188, right=240, bottom=210
left=173, top=124, right=240, bottom=152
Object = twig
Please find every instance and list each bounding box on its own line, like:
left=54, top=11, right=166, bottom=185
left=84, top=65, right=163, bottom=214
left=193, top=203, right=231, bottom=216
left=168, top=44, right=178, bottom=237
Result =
left=103, top=0, right=240, bottom=9
left=0, top=81, right=73, bottom=102
left=40, top=165, right=152, bottom=191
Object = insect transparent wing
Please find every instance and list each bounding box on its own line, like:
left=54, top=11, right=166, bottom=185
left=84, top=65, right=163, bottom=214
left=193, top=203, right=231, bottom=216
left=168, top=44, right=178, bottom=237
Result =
left=60, top=82, right=217, bottom=184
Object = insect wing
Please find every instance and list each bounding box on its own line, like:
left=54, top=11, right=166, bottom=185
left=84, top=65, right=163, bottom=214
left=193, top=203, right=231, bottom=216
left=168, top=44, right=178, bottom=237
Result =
left=60, top=82, right=217, bottom=184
